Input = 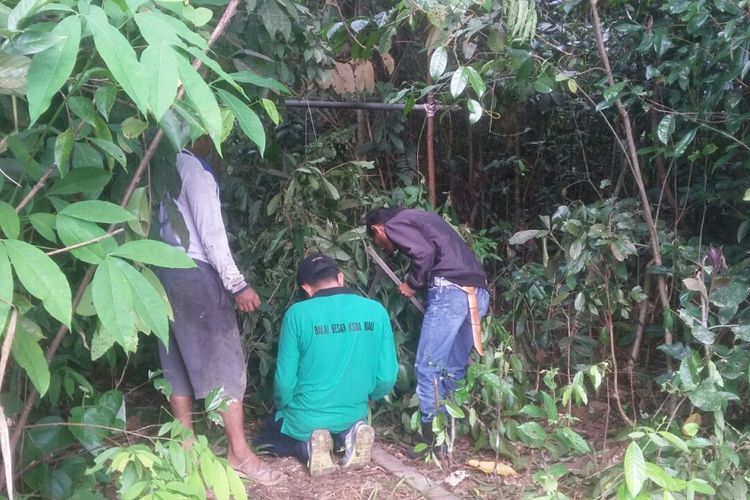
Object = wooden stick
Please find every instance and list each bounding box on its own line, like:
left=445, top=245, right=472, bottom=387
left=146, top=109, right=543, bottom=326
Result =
left=365, top=245, right=425, bottom=314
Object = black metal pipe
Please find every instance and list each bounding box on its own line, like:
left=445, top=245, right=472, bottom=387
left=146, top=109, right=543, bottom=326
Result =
left=284, top=99, right=458, bottom=112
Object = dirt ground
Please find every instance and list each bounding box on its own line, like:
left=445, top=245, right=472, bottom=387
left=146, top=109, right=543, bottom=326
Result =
left=247, top=436, right=533, bottom=499
left=243, top=400, right=627, bottom=499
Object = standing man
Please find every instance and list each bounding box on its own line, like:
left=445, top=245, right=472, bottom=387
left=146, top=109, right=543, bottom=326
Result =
left=255, top=254, right=398, bottom=476
left=365, top=207, right=490, bottom=445
left=158, top=137, right=284, bottom=486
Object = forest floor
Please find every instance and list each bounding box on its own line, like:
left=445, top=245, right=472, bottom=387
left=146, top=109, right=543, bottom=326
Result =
left=242, top=400, right=626, bottom=499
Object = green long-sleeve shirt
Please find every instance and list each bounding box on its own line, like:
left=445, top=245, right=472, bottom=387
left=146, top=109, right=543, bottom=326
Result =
left=274, top=287, right=398, bottom=441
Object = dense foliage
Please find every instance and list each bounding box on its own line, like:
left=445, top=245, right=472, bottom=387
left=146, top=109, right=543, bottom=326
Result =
left=0, top=0, right=748, bottom=498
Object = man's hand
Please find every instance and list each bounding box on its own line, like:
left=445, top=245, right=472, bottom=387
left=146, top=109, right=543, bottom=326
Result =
left=235, top=287, right=261, bottom=312
left=398, top=282, right=416, bottom=298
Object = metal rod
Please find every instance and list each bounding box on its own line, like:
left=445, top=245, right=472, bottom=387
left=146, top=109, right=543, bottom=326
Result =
left=365, top=246, right=426, bottom=314
left=284, top=99, right=458, bottom=112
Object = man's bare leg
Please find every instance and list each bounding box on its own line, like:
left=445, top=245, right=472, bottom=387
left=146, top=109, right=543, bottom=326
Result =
left=170, top=395, right=194, bottom=430
left=222, top=399, right=262, bottom=474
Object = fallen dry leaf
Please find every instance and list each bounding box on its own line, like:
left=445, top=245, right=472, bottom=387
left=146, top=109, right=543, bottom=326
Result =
left=467, top=459, right=517, bottom=476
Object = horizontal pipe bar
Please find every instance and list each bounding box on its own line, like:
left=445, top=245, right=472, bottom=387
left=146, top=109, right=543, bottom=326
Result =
left=284, top=99, right=459, bottom=112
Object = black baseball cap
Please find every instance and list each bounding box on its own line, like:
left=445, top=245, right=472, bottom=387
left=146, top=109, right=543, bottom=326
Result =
left=296, top=253, right=338, bottom=286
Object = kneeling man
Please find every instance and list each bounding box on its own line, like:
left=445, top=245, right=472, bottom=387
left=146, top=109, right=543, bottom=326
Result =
left=256, top=254, right=398, bottom=475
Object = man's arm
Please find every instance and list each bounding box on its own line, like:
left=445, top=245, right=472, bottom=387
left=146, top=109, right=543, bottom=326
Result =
left=180, top=156, right=259, bottom=310
left=274, top=312, right=299, bottom=410
left=384, top=219, right=435, bottom=290
left=369, top=307, right=398, bottom=401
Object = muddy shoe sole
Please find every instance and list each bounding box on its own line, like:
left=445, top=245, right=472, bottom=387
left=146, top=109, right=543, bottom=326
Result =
left=342, top=424, right=374, bottom=468
left=308, top=429, right=336, bottom=477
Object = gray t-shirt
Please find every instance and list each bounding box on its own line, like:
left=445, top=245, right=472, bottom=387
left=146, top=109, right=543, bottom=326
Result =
left=159, top=150, right=248, bottom=294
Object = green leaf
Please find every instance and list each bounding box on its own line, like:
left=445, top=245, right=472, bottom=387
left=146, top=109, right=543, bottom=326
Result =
left=141, top=42, right=178, bottom=122
left=88, top=138, right=127, bottom=169
left=429, top=46, right=447, bottom=81
left=109, top=240, right=195, bottom=268
left=53, top=128, right=75, bottom=171
left=556, top=427, right=590, bottom=454
left=176, top=55, right=222, bottom=152
left=113, top=259, right=169, bottom=346
left=450, top=66, right=468, bottom=98
left=55, top=214, right=117, bottom=264
left=444, top=401, right=465, bottom=418
left=86, top=6, right=149, bottom=115
left=508, top=229, right=546, bottom=245
left=0, top=246, right=12, bottom=332
left=229, top=70, right=290, bottom=94
left=92, top=257, right=134, bottom=348
left=121, top=117, right=149, bottom=139
left=467, top=99, right=482, bottom=124
left=259, top=0, right=291, bottom=39
left=0, top=201, right=20, bottom=239
left=133, top=10, right=208, bottom=49
left=541, top=391, right=558, bottom=422
left=26, top=15, right=81, bottom=124
left=656, top=431, right=688, bottom=452
left=691, top=326, right=716, bottom=345
left=28, top=213, right=57, bottom=242
left=465, top=66, right=486, bottom=97
left=48, top=167, right=112, bottom=195
left=67, top=96, right=96, bottom=125
left=12, top=323, right=50, bottom=395
left=226, top=466, right=247, bottom=500
left=624, top=441, right=645, bottom=496
left=672, top=128, right=697, bottom=157
left=519, top=404, right=544, bottom=418
left=517, top=421, right=547, bottom=444
left=217, top=89, right=265, bottom=155
left=709, top=282, right=749, bottom=309
left=8, top=0, right=48, bottom=30
left=687, top=479, right=715, bottom=495
left=645, top=462, right=687, bottom=491
left=94, top=85, right=117, bottom=120
left=657, top=114, right=675, bottom=144
left=5, top=239, right=71, bottom=327
left=261, top=98, right=280, bottom=125
left=59, top=200, right=135, bottom=224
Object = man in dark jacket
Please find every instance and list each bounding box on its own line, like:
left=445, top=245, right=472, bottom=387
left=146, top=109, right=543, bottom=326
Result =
left=366, top=208, right=489, bottom=443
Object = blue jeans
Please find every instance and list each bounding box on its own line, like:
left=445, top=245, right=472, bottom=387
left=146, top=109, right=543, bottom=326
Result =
left=415, top=280, right=489, bottom=423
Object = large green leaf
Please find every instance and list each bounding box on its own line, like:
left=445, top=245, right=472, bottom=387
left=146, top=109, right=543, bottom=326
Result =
left=114, top=259, right=168, bottom=346
left=133, top=10, right=208, bottom=49
left=4, top=239, right=71, bottom=326
left=12, top=322, right=50, bottom=395
left=0, top=200, right=20, bottom=239
left=109, top=240, right=195, bottom=268
left=141, top=42, right=178, bottom=122
left=217, top=89, right=265, bottom=155
left=88, top=138, right=127, bottom=168
left=48, top=167, right=112, bottom=195
left=28, top=213, right=57, bottom=242
left=624, top=441, right=646, bottom=496
left=657, top=114, right=675, bottom=144
left=92, top=257, right=134, bottom=349
left=0, top=245, right=12, bottom=332
left=429, top=46, right=447, bottom=81
left=229, top=70, right=290, bottom=94
left=59, top=200, right=135, bottom=224
left=450, top=66, right=468, bottom=98
left=26, top=15, right=81, bottom=124
left=55, top=214, right=118, bottom=264
left=176, top=55, right=222, bottom=152
left=86, top=6, right=149, bottom=115
left=8, top=0, right=48, bottom=31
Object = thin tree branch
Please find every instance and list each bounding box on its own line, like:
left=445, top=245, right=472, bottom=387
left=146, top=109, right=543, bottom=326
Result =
left=14, top=164, right=56, bottom=213
left=45, top=229, right=124, bottom=256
